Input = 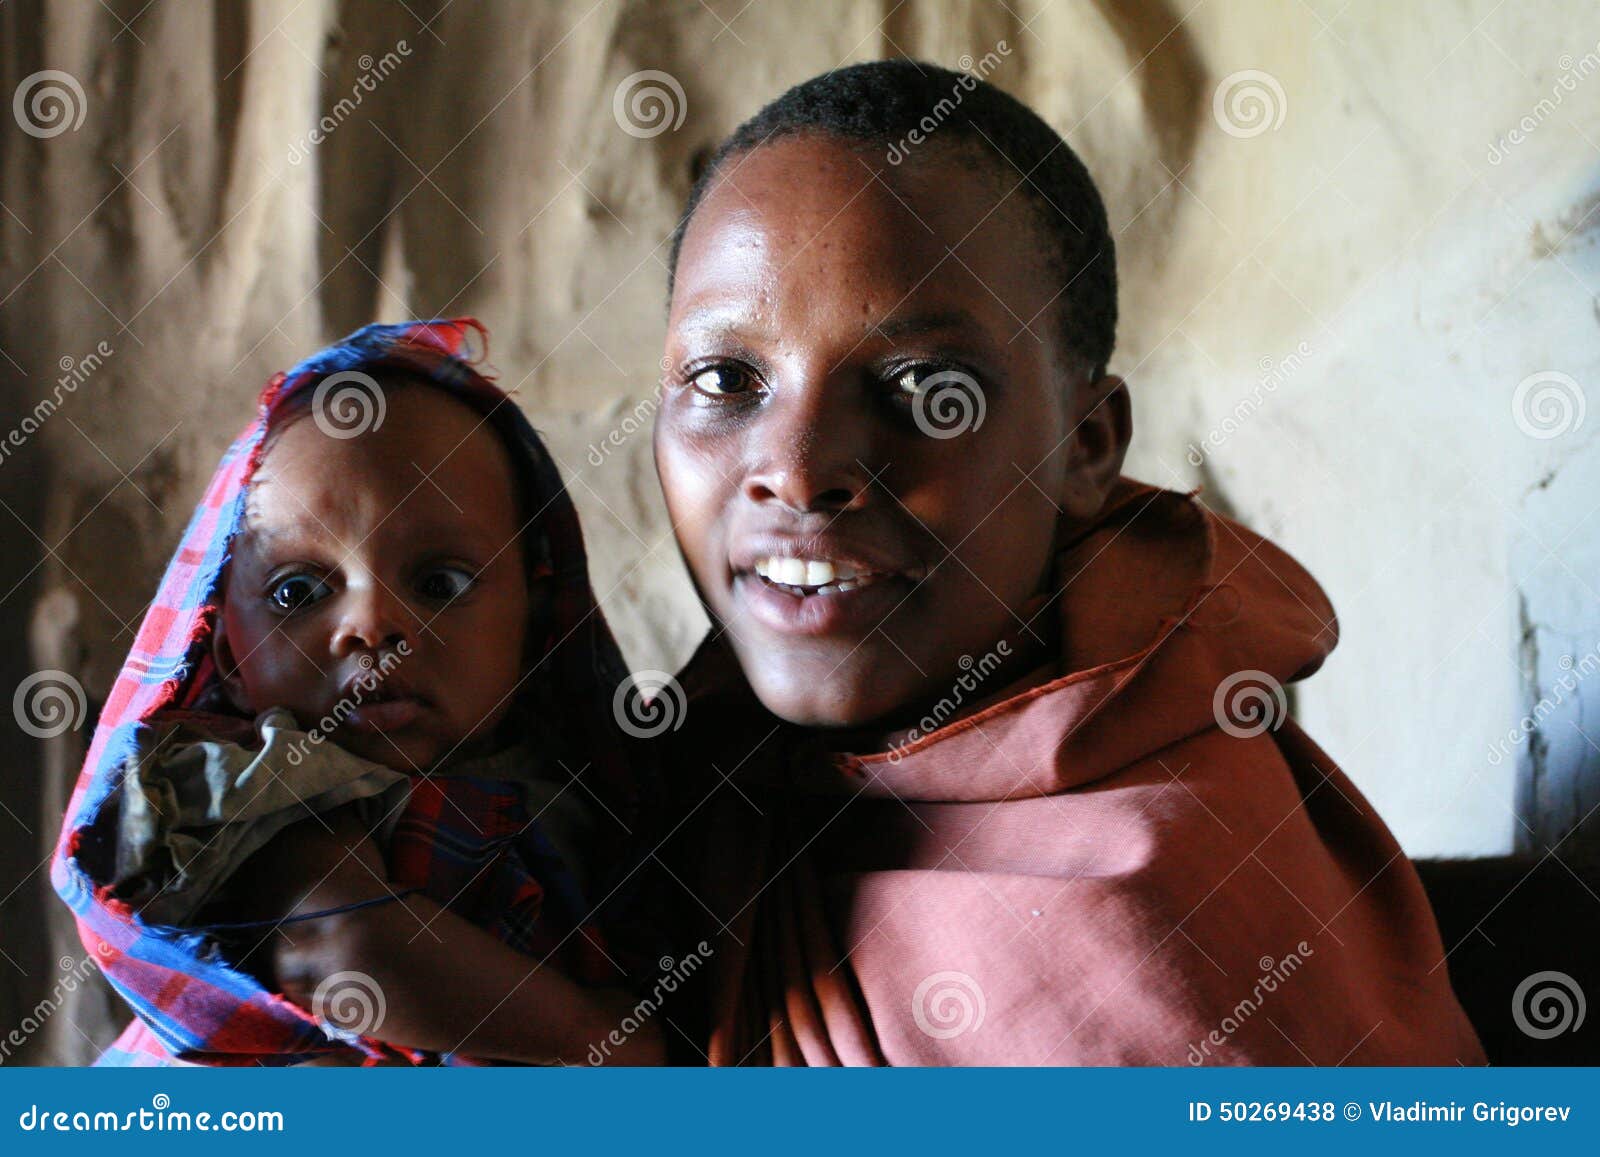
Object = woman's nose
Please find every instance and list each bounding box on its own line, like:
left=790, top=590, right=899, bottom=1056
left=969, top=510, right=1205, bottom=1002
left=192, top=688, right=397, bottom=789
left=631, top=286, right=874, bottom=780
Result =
left=741, top=383, right=877, bottom=515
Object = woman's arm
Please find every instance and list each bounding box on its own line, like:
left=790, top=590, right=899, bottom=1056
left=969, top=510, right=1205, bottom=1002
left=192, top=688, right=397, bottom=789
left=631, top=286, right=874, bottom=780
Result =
left=233, top=804, right=663, bottom=1066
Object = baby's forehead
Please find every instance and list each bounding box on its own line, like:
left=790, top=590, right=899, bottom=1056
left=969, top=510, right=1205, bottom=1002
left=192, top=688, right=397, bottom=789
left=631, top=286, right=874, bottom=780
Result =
left=271, top=378, right=513, bottom=473
left=282, top=375, right=497, bottom=449
left=243, top=380, right=527, bottom=542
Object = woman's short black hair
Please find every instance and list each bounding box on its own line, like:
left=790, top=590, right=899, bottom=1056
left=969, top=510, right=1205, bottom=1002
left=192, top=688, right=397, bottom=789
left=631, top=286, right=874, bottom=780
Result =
left=668, top=58, right=1117, bottom=376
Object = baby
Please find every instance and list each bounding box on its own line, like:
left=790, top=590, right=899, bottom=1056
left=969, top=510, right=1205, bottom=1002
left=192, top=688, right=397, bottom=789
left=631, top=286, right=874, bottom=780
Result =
left=55, top=320, right=664, bottom=1066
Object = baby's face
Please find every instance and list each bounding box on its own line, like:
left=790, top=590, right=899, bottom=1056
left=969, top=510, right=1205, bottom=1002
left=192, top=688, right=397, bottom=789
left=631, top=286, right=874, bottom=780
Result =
left=657, top=135, right=1128, bottom=731
left=217, top=382, right=533, bottom=771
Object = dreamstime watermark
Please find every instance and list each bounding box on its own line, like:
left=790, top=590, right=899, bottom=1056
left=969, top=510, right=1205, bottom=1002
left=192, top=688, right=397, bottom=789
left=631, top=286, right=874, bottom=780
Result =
left=886, top=642, right=1012, bottom=764
left=587, top=392, right=659, bottom=466
left=283, top=643, right=411, bottom=766
left=13, top=70, right=87, bottom=138
left=312, top=370, right=387, bottom=439
left=884, top=43, right=1012, bottom=165
left=1212, top=70, right=1287, bottom=139
left=1187, top=941, right=1315, bottom=1064
left=1511, top=370, right=1586, bottom=439
left=0, top=945, right=113, bottom=1064
left=1212, top=669, right=1287, bottom=739
left=310, top=970, right=387, bottom=1043
left=17, top=1094, right=284, bottom=1133
left=287, top=42, right=412, bottom=164
left=612, top=70, right=687, bottom=139
left=1187, top=340, right=1312, bottom=465
left=1512, top=970, right=1586, bottom=1039
left=13, top=669, right=88, bottom=740
left=588, top=359, right=669, bottom=466
left=912, top=970, right=986, bottom=1040
left=1487, top=643, right=1600, bottom=766
left=612, top=670, right=686, bottom=739
left=0, top=339, right=114, bottom=470
left=585, top=942, right=713, bottom=1065
left=910, top=369, right=986, bottom=439
left=1489, top=39, right=1600, bottom=164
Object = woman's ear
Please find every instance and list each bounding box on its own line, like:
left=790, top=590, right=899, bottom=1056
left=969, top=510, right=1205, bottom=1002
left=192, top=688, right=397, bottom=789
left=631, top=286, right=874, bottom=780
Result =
left=210, top=610, right=252, bottom=715
left=1056, top=370, right=1132, bottom=523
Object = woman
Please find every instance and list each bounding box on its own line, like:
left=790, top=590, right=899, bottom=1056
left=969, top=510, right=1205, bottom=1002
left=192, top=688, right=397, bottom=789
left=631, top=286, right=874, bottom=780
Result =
left=649, top=61, right=1482, bottom=1066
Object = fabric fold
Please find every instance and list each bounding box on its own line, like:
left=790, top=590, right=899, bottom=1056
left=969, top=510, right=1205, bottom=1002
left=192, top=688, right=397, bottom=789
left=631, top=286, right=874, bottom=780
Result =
left=112, top=707, right=409, bottom=927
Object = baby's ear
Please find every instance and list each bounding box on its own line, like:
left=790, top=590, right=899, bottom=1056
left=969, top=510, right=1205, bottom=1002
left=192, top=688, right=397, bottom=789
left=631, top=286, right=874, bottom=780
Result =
left=1057, top=370, right=1132, bottom=523
left=209, top=611, right=252, bottom=715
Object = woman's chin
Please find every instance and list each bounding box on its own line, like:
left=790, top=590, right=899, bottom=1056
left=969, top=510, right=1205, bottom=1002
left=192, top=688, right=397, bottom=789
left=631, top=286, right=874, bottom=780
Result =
left=749, top=666, right=915, bottom=736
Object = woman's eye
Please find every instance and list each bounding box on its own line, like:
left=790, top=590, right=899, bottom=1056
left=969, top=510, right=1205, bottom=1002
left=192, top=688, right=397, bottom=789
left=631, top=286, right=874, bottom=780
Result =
left=688, top=365, right=754, bottom=398
left=890, top=365, right=954, bottom=399
left=887, top=364, right=985, bottom=417
left=266, top=573, right=332, bottom=613
left=891, top=366, right=927, bottom=399
left=416, top=566, right=476, bottom=603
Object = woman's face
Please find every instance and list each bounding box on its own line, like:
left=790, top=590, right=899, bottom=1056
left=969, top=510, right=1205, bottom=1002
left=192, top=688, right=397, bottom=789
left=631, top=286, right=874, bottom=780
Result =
left=654, top=134, right=1129, bottom=731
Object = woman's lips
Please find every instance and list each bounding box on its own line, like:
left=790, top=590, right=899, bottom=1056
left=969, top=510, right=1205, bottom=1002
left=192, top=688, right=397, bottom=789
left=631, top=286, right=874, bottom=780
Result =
left=733, top=570, right=916, bottom=637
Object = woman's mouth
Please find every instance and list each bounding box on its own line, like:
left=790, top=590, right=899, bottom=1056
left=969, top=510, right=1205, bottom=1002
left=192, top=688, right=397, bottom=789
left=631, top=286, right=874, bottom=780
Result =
left=737, top=554, right=923, bottom=636
left=752, top=555, right=894, bottom=596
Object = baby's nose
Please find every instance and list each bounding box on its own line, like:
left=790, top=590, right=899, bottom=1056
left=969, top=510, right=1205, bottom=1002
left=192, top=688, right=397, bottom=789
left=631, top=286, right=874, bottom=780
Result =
left=332, top=585, right=417, bottom=655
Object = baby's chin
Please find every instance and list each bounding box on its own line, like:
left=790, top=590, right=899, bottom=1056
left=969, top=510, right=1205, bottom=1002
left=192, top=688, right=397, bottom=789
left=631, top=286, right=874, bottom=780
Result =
left=329, top=725, right=451, bottom=774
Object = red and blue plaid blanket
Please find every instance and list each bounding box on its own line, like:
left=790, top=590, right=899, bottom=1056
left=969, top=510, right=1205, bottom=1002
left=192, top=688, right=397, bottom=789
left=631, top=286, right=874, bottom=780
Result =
left=50, top=320, right=658, bottom=1066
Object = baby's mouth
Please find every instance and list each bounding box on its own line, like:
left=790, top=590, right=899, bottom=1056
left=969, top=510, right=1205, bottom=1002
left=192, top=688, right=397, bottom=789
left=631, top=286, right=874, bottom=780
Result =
left=342, top=691, right=426, bottom=734
left=335, top=677, right=431, bottom=734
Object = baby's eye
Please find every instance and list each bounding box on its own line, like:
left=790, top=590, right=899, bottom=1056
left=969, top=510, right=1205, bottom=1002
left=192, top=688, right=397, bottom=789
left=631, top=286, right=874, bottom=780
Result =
left=415, top=566, right=476, bottom=603
left=688, top=364, right=755, bottom=398
left=266, top=572, right=333, bottom=613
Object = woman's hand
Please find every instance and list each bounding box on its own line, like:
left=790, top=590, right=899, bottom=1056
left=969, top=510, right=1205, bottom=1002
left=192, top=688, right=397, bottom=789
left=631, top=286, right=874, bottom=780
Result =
left=233, top=804, right=665, bottom=1065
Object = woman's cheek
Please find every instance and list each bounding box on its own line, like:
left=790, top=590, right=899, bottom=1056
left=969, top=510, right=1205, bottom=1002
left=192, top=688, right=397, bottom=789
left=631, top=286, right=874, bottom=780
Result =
left=678, top=470, right=736, bottom=590
left=659, top=429, right=733, bottom=515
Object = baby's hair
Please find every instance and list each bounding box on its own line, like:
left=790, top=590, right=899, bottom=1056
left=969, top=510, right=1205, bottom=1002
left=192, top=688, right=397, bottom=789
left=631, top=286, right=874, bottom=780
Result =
left=257, top=367, right=408, bottom=457
left=667, top=58, right=1117, bottom=378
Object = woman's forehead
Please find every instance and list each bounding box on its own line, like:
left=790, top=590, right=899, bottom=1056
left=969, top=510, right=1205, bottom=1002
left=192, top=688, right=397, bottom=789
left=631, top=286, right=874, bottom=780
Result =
left=671, top=135, right=1057, bottom=337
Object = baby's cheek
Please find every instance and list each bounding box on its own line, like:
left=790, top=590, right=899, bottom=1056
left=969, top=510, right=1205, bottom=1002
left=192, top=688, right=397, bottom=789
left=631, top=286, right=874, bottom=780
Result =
left=225, top=613, right=279, bottom=695
left=446, top=641, right=523, bottom=728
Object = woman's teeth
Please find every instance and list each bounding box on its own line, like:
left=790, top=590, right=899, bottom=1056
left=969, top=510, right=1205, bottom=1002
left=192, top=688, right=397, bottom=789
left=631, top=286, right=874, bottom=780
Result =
left=752, top=556, right=884, bottom=595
